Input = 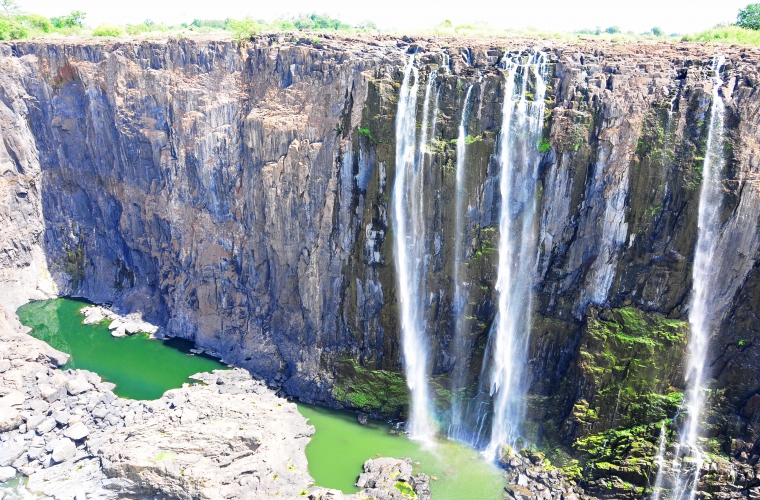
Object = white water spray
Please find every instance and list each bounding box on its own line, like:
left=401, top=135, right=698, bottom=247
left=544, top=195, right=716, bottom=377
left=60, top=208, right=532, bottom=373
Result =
left=486, top=52, right=548, bottom=456
left=667, top=55, right=727, bottom=500
left=449, top=84, right=475, bottom=438
left=392, top=57, right=439, bottom=442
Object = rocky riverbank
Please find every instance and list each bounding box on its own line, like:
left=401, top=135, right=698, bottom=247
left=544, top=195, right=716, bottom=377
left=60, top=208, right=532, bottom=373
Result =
left=0, top=303, right=430, bottom=499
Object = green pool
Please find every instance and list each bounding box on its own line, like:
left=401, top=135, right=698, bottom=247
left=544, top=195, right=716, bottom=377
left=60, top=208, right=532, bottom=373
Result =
left=17, top=298, right=227, bottom=400
left=298, top=404, right=506, bottom=499
left=16, top=298, right=506, bottom=499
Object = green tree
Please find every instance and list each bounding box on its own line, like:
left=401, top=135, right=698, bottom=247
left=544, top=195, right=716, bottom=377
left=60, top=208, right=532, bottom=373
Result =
left=605, top=26, right=621, bottom=34
left=51, top=10, right=86, bottom=29
left=1, top=0, right=18, bottom=14
left=737, top=3, right=760, bottom=30
left=0, top=16, right=27, bottom=39
left=651, top=26, right=663, bottom=36
left=20, top=13, right=52, bottom=32
left=227, top=17, right=261, bottom=41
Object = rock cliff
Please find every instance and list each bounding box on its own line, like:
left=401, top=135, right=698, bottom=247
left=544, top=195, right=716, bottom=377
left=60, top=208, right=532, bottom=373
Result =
left=2, top=33, right=760, bottom=496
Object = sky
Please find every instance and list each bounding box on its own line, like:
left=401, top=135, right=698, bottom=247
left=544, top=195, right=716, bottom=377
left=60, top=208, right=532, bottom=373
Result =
left=16, top=0, right=750, bottom=34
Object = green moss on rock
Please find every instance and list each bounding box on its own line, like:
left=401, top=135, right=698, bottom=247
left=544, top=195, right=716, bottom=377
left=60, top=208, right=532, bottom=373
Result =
left=332, top=356, right=409, bottom=419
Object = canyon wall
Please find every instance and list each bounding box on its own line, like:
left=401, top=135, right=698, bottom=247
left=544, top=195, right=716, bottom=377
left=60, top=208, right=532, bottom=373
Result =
left=2, top=34, right=760, bottom=495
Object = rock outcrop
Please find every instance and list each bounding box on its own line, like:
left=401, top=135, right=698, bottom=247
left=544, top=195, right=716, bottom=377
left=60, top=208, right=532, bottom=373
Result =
left=0, top=302, right=319, bottom=498
left=2, top=33, right=760, bottom=497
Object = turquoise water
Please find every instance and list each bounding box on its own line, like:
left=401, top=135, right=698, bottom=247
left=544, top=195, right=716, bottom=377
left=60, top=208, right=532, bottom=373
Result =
left=16, top=298, right=227, bottom=400
left=15, top=298, right=506, bottom=499
left=298, top=404, right=506, bottom=499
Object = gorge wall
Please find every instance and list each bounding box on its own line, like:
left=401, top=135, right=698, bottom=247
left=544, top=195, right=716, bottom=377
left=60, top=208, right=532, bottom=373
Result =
left=2, top=34, right=760, bottom=496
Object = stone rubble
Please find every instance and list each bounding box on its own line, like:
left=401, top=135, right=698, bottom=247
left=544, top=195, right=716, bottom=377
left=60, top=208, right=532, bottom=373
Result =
left=80, top=305, right=159, bottom=337
left=0, top=302, right=436, bottom=499
left=499, top=448, right=587, bottom=500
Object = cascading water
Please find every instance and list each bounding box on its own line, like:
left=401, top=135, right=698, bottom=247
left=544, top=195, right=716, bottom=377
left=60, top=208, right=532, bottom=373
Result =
left=449, top=83, right=476, bottom=440
left=392, top=56, right=439, bottom=442
left=485, top=51, right=548, bottom=457
left=651, top=421, right=669, bottom=500
left=660, top=55, right=727, bottom=500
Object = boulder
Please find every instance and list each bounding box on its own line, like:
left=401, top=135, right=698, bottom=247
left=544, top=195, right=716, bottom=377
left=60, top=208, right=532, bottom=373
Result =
left=25, top=414, right=46, bottom=431
left=66, top=377, right=92, bottom=395
left=37, top=383, right=65, bottom=403
left=0, top=440, right=26, bottom=467
left=35, top=417, right=56, bottom=435
left=0, top=408, right=21, bottom=432
left=64, top=422, right=89, bottom=440
left=0, top=465, right=16, bottom=482
left=51, top=438, right=76, bottom=463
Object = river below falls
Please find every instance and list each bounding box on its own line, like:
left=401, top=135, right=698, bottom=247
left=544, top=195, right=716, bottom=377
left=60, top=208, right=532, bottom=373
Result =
left=12, top=298, right=506, bottom=499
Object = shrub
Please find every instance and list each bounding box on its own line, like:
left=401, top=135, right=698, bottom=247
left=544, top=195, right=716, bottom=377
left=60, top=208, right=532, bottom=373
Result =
left=605, top=26, right=621, bottom=34
left=20, top=13, right=51, bottom=32
left=93, top=24, right=123, bottom=37
left=227, top=18, right=261, bottom=41
left=738, top=3, right=760, bottom=30
left=0, top=16, right=28, bottom=40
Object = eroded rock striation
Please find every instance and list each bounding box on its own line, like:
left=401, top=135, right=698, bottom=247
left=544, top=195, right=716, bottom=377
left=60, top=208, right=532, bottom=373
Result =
left=2, top=33, right=760, bottom=496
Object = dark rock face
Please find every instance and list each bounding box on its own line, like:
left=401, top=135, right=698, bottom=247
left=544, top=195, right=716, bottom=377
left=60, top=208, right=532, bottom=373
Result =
left=2, top=34, right=760, bottom=497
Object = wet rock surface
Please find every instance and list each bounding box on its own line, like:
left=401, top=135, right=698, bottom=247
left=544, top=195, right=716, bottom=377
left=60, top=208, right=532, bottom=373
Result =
left=308, top=457, right=431, bottom=500
left=1, top=33, right=760, bottom=498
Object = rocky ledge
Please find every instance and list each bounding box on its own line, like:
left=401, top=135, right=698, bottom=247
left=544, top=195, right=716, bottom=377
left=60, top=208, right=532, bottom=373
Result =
left=0, top=303, right=432, bottom=499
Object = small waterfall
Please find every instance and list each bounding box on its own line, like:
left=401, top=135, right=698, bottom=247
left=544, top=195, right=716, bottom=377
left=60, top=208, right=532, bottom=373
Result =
left=651, top=421, right=669, bottom=500
left=449, top=83, right=475, bottom=440
left=666, top=55, right=727, bottom=500
left=486, top=52, right=548, bottom=456
left=392, top=56, right=439, bottom=442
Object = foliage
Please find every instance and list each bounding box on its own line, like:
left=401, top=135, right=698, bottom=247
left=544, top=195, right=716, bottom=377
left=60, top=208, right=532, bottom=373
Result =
left=605, top=26, right=621, bottom=34
left=228, top=17, right=262, bottom=41
left=737, top=3, right=760, bottom=30
left=394, top=481, right=417, bottom=498
left=93, top=24, right=123, bottom=37
left=682, top=24, right=760, bottom=45
left=358, top=127, right=376, bottom=142
left=332, top=356, right=409, bottom=418
left=20, top=14, right=51, bottom=32
left=51, top=10, right=86, bottom=29
left=0, top=15, right=26, bottom=40
left=538, top=137, right=551, bottom=152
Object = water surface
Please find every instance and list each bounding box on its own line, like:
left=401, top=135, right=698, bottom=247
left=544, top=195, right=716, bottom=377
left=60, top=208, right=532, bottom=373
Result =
left=298, top=404, right=506, bottom=499
left=17, top=298, right=227, bottom=400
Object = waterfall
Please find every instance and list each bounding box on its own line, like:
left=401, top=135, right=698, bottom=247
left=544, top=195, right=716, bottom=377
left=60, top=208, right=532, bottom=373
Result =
left=651, top=421, right=669, bottom=500
left=392, top=56, right=439, bottom=442
left=486, top=52, right=548, bottom=456
left=449, top=83, right=475, bottom=440
left=664, top=55, right=727, bottom=500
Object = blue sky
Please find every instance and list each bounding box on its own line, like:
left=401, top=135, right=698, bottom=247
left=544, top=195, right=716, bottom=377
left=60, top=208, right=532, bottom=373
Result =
left=18, top=0, right=749, bottom=34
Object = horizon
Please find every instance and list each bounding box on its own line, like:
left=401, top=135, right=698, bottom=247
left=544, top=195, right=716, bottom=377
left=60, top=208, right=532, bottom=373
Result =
left=14, top=0, right=752, bottom=35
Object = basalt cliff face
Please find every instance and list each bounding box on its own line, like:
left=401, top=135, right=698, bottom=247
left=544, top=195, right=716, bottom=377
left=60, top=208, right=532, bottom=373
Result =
left=2, top=34, right=760, bottom=497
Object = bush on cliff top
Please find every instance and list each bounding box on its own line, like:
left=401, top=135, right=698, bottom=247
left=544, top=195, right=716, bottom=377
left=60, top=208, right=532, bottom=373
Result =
left=93, top=24, right=123, bottom=37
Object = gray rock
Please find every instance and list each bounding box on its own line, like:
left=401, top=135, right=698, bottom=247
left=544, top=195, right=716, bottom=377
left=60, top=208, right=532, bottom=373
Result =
left=0, top=465, right=15, bottom=482
left=0, top=409, right=21, bottom=433
left=37, top=384, right=65, bottom=403
left=0, top=439, right=26, bottom=467
left=65, top=377, right=92, bottom=396
left=50, top=438, right=76, bottom=463
left=52, top=410, right=69, bottom=425
left=63, top=422, right=89, bottom=441
left=35, top=417, right=56, bottom=435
